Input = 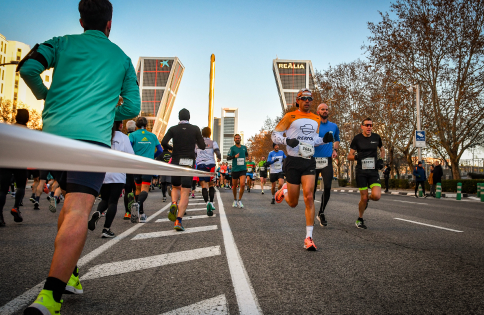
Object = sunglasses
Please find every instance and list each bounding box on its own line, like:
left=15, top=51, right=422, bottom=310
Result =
left=363, top=124, right=373, bottom=127
left=299, top=96, right=313, bottom=101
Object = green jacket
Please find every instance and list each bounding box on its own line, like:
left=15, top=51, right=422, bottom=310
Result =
left=20, top=30, right=140, bottom=146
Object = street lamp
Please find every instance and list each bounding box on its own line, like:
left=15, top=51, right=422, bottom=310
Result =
left=407, top=84, right=422, bottom=162
left=0, top=61, right=19, bottom=67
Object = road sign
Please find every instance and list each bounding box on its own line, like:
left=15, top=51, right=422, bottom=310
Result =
left=415, top=130, right=426, bottom=148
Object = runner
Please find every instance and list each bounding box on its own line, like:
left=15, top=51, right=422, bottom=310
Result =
left=156, top=149, right=172, bottom=202
left=123, top=120, right=136, bottom=219
left=161, top=108, right=205, bottom=231
left=245, top=156, right=256, bottom=193
left=258, top=156, right=268, bottom=194
left=313, top=103, right=340, bottom=226
left=227, top=134, right=249, bottom=208
left=129, top=116, right=163, bottom=223
left=347, top=117, right=385, bottom=229
left=196, top=127, right=221, bottom=216
left=88, top=120, right=134, bottom=237
left=28, top=169, right=40, bottom=204
left=272, top=89, right=333, bottom=251
left=225, top=164, right=232, bottom=189
left=219, top=162, right=227, bottom=188
left=266, top=143, right=286, bottom=204
left=215, top=165, right=221, bottom=187
left=19, top=1, right=140, bottom=312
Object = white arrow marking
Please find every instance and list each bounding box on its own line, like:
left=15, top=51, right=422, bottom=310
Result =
left=160, top=294, right=228, bottom=315
left=156, top=214, right=216, bottom=223
left=132, top=225, right=218, bottom=240
left=80, top=246, right=221, bottom=280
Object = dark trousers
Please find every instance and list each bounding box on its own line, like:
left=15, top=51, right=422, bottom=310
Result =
left=384, top=177, right=389, bottom=191
left=415, top=181, right=426, bottom=195
left=1, top=168, right=28, bottom=211
left=97, top=183, right=124, bottom=229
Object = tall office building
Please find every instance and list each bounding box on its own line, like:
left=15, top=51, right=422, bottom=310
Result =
left=136, top=57, right=184, bottom=140
left=273, top=59, right=315, bottom=110
left=213, top=117, right=221, bottom=146
left=0, top=33, right=52, bottom=112
left=220, top=108, right=238, bottom=160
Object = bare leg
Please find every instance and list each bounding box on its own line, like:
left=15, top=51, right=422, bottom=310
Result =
left=358, top=190, right=369, bottom=218
left=238, top=175, right=246, bottom=199
left=177, top=188, right=191, bottom=217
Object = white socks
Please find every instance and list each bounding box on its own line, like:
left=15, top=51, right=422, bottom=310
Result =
left=306, top=226, right=313, bottom=238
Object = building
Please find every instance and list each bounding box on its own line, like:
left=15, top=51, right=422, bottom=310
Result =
left=220, top=108, right=239, bottom=160
left=136, top=57, right=184, bottom=140
left=213, top=117, right=221, bottom=146
left=272, top=59, right=315, bottom=110
left=0, top=33, right=52, bottom=113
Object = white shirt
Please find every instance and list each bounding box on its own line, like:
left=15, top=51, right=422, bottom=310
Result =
left=103, top=131, right=135, bottom=184
left=196, top=137, right=219, bottom=165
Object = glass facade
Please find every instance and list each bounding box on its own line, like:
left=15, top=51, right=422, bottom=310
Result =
left=273, top=60, right=315, bottom=110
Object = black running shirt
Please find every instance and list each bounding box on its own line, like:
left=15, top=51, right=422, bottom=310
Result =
left=161, top=123, right=205, bottom=163
left=350, top=133, right=382, bottom=171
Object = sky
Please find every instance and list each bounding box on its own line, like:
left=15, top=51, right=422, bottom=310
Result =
left=1, top=0, right=394, bottom=140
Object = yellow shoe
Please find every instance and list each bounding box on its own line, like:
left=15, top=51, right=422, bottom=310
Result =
left=24, top=289, right=62, bottom=314
left=65, top=269, right=83, bottom=294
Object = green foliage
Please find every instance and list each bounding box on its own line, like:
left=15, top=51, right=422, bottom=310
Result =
left=437, top=180, right=484, bottom=194
left=338, top=179, right=348, bottom=187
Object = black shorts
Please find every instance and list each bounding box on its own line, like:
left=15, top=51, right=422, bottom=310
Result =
left=170, top=159, right=194, bottom=189
left=259, top=171, right=267, bottom=178
left=231, top=170, right=246, bottom=180
left=355, top=169, right=381, bottom=190
left=225, top=175, right=232, bottom=181
left=315, top=157, right=333, bottom=188
left=269, top=172, right=284, bottom=183
left=283, top=156, right=316, bottom=185
left=134, top=174, right=153, bottom=185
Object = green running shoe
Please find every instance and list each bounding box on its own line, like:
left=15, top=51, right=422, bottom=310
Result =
left=168, top=202, right=178, bottom=222
left=127, top=192, right=135, bottom=211
left=24, top=289, right=62, bottom=315
left=206, top=202, right=215, bottom=217
left=65, top=269, right=83, bottom=294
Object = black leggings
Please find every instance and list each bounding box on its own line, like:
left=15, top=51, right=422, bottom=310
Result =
left=123, top=174, right=135, bottom=213
left=415, top=181, right=426, bottom=195
left=97, top=183, right=124, bottom=229
left=1, top=168, right=27, bottom=211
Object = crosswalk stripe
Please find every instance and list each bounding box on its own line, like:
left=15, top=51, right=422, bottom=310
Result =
left=80, top=246, right=221, bottom=280
left=160, top=294, right=228, bottom=315
left=155, top=214, right=216, bottom=223
left=187, top=203, right=207, bottom=205
left=131, top=225, right=218, bottom=240
left=186, top=208, right=207, bottom=212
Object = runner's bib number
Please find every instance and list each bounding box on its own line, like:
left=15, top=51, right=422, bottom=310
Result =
left=361, top=157, right=375, bottom=170
left=179, top=158, right=193, bottom=167
left=260, top=167, right=265, bottom=171
left=273, top=162, right=282, bottom=171
left=299, top=142, right=314, bottom=159
left=237, top=158, right=245, bottom=166
left=315, top=157, right=328, bottom=169
left=247, top=167, right=253, bottom=173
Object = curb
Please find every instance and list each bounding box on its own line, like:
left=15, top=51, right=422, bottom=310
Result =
left=332, top=189, right=468, bottom=198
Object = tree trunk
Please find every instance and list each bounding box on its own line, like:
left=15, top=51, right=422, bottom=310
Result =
left=450, top=155, right=461, bottom=180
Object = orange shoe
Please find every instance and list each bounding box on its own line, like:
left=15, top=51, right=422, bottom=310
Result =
left=123, top=212, right=131, bottom=220
left=11, top=208, right=23, bottom=223
left=304, top=237, right=317, bottom=251
left=43, top=184, right=49, bottom=194
left=275, top=183, right=287, bottom=203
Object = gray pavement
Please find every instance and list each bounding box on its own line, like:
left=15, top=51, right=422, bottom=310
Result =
left=1, top=185, right=483, bottom=314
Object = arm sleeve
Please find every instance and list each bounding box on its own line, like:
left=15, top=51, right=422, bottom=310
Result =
left=154, top=144, right=163, bottom=158
left=412, top=167, right=418, bottom=176
left=115, top=58, right=141, bottom=121
left=271, top=113, right=293, bottom=145
left=214, top=149, right=221, bottom=160
left=334, top=126, right=340, bottom=142
left=161, top=128, right=174, bottom=151
left=266, top=153, right=274, bottom=165
left=195, top=127, right=206, bottom=150
left=124, top=136, right=135, bottom=155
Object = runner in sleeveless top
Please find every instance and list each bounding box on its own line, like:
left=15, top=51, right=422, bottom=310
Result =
left=88, top=121, right=134, bottom=237
left=258, top=156, right=267, bottom=194
left=162, top=108, right=205, bottom=231
left=227, top=134, right=249, bottom=208
left=313, top=103, right=340, bottom=227
left=347, top=117, right=385, bottom=229
left=196, top=127, right=221, bottom=216
left=272, top=89, right=333, bottom=251
left=266, top=143, right=286, bottom=204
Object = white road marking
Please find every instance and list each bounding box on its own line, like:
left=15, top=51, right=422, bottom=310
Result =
left=187, top=203, right=208, bottom=205
left=215, top=188, right=262, bottom=315
left=468, top=196, right=480, bottom=201
left=81, top=246, right=221, bottom=280
left=131, top=225, right=218, bottom=240
left=156, top=214, right=216, bottom=223
left=0, top=204, right=171, bottom=315
left=394, top=200, right=428, bottom=205
left=186, top=207, right=207, bottom=212
left=394, top=218, right=463, bottom=233
left=160, top=294, right=228, bottom=315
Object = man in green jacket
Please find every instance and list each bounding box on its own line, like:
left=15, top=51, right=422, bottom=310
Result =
left=19, top=1, right=140, bottom=313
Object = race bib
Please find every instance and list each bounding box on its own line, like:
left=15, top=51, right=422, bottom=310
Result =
left=247, top=167, right=253, bottom=172
left=315, top=157, right=328, bottom=169
left=298, top=141, right=314, bottom=159
left=179, top=158, right=193, bottom=167
left=260, top=167, right=265, bottom=171
left=237, top=158, right=245, bottom=166
left=274, top=162, right=282, bottom=171
left=362, top=157, right=375, bottom=170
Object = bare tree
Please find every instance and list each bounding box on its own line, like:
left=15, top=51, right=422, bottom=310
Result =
left=0, top=99, right=42, bottom=130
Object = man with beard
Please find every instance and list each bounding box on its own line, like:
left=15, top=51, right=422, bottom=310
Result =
left=266, top=143, right=286, bottom=204
left=227, top=134, right=249, bottom=208
left=313, top=103, right=340, bottom=226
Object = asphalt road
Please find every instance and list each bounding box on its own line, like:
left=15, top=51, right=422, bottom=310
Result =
left=0, top=185, right=483, bottom=314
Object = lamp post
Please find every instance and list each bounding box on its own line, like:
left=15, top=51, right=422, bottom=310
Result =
left=408, top=84, right=422, bottom=161
left=0, top=61, right=19, bottom=67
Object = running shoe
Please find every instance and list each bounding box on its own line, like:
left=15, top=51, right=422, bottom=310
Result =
left=207, top=202, right=215, bottom=217
left=123, top=212, right=131, bottom=220
left=174, top=219, right=185, bottom=231
left=34, top=201, right=39, bottom=210
left=11, top=192, right=16, bottom=197
left=275, top=183, right=287, bottom=203
left=43, top=185, right=49, bottom=194
left=168, top=202, right=178, bottom=222
left=232, top=200, right=238, bottom=208
left=131, top=203, right=140, bottom=223
left=238, top=200, right=244, bottom=208
left=355, top=218, right=367, bottom=229
left=30, top=194, right=35, bottom=203
left=271, top=198, right=275, bottom=204
left=46, top=195, right=51, bottom=201
left=49, top=196, right=57, bottom=213
left=101, top=211, right=106, bottom=217
left=191, top=192, right=195, bottom=198
left=304, top=237, right=318, bottom=251
left=102, top=228, right=115, bottom=238
left=65, top=269, right=83, bottom=294
left=139, top=213, right=147, bottom=223
left=261, top=190, right=264, bottom=195
left=24, top=289, right=62, bottom=315
left=163, top=197, right=166, bottom=202
left=317, top=212, right=327, bottom=227
left=88, top=211, right=101, bottom=231
left=11, top=208, right=23, bottom=222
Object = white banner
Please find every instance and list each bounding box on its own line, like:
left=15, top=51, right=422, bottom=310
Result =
left=0, top=123, right=214, bottom=177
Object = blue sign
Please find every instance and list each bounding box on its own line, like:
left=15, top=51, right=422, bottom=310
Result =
left=415, top=130, right=426, bottom=148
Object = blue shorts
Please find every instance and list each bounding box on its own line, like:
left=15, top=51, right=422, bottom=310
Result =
left=197, top=163, right=216, bottom=182
left=246, top=173, right=254, bottom=180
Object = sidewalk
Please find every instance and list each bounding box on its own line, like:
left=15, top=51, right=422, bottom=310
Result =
left=330, top=187, right=474, bottom=199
